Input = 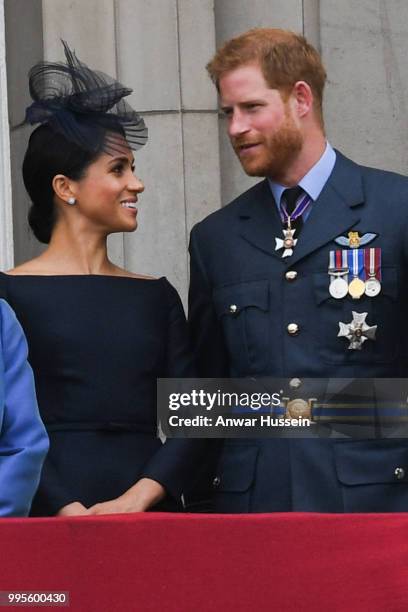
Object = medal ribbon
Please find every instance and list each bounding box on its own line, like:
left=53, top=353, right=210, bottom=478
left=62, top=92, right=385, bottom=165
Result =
left=363, top=247, right=382, bottom=281
left=329, top=250, right=349, bottom=286
left=329, top=250, right=349, bottom=272
left=347, top=248, right=364, bottom=279
left=279, top=193, right=312, bottom=224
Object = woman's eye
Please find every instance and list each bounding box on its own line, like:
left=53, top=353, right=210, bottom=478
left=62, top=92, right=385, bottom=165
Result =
left=112, top=165, right=124, bottom=174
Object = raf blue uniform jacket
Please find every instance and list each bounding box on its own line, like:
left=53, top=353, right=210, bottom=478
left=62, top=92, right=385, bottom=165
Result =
left=0, top=299, right=48, bottom=516
left=188, top=151, right=408, bottom=512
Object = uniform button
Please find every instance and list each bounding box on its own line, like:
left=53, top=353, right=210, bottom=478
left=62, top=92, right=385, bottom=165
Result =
left=289, top=378, right=302, bottom=389
left=229, top=304, right=238, bottom=314
left=285, top=270, right=298, bottom=281
left=287, top=323, right=299, bottom=336
left=394, top=467, right=405, bottom=480
left=213, top=476, right=221, bottom=487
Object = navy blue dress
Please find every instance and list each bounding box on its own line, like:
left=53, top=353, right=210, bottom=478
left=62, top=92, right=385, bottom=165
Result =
left=0, top=273, right=202, bottom=516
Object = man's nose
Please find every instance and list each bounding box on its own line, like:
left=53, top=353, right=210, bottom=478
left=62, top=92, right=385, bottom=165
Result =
left=228, top=110, right=250, bottom=138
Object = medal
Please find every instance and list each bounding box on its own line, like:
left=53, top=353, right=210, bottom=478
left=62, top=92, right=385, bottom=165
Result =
left=328, top=250, right=349, bottom=299
left=329, top=277, right=349, bottom=299
left=348, top=249, right=365, bottom=299
left=364, top=247, right=382, bottom=297
left=275, top=227, right=297, bottom=258
left=365, top=278, right=381, bottom=297
left=348, top=277, right=365, bottom=299
left=276, top=192, right=312, bottom=258
left=338, top=311, right=377, bottom=350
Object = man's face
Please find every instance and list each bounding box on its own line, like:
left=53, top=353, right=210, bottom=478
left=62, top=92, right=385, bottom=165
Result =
left=219, top=63, right=303, bottom=180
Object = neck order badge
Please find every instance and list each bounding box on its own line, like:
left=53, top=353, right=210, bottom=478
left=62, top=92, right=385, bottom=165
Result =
left=275, top=188, right=312, bottom=258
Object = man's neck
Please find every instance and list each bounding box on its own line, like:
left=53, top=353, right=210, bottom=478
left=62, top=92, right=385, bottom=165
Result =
left=275, top=132, right=327, bottom=187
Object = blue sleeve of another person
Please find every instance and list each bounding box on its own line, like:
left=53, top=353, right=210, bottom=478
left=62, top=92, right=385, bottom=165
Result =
left=0, top=299, right=49, bottom=517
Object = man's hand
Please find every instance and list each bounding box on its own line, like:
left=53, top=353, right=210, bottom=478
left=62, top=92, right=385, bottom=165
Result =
left=86, top=478, right=166, bottom=515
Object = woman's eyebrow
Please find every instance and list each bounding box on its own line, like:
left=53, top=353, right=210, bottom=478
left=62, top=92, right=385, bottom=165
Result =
left=108, top=155, right=135, bottom=166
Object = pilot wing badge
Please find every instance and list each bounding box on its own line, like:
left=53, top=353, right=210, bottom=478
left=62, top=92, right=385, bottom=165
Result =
left=334, top=231, right=377, bottom=249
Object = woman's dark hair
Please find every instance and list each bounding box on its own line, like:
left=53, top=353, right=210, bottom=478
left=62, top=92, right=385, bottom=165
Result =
left=22, top=41, right=147, bottom=243
left=23, top=123, right=111, bottom=244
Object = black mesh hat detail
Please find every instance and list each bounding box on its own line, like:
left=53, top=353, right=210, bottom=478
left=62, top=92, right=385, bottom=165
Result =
left=23, top=40, right=147, bottom=154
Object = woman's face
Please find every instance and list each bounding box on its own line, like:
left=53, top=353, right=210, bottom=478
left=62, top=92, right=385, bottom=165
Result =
left=69, top=143, right=144, bottom=234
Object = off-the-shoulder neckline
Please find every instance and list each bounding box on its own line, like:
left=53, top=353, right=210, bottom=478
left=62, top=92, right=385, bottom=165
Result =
left=0, top=272, right=166, bottom=281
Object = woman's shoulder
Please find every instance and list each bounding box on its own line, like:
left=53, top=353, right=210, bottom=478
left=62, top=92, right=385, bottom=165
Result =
left=0, top=299, right=23, bottom=347
left=108, top=265, right=161, bottom=281
left=0, top=298, right=14, bottom=320
left=4, top=256, right=48, bottom=276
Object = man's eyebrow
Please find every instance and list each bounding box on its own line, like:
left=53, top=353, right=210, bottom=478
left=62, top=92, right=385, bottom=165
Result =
left=221, top=99, right=265, bottom=111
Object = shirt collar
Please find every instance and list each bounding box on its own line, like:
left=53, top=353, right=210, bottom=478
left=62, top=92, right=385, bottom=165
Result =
left=268, top=142, right=337, bottom=206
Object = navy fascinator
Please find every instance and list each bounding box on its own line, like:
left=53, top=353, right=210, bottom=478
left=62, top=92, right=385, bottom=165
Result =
left=22, top=40, right=148, bottom=154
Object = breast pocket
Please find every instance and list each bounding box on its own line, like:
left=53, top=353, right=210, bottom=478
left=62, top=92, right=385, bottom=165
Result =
left=213, top=280, right=270, bottom=375
left=313, top=267, right=399, bottom=364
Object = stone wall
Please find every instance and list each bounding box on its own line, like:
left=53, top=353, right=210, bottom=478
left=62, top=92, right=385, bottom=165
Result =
left=3, top=0, right=407, bottom=299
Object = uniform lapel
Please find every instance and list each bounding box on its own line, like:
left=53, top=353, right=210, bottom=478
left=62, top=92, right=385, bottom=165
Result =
left=236, top=153, right=365, bottom=264
left=288, top=152, right=364, bottom=266
left=238, top=179, right=286, bottom=261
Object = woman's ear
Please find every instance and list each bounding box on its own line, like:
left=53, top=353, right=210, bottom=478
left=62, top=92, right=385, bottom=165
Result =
left=52, top=174, right=76, bottom=204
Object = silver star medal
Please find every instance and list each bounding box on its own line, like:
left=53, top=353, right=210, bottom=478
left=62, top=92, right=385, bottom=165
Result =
left=275, top=227, right=297, bottom=258
left=338, top=311, right=377, bottom=350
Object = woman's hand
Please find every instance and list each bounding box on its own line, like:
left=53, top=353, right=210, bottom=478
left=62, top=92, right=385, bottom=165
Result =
left=86, top=478, right=166, bottom=515
left=56, top=501, right=88, bottom=516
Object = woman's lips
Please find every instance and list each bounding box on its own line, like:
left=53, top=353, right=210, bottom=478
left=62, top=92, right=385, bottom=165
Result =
left=121, top=201, right=137, bottom=212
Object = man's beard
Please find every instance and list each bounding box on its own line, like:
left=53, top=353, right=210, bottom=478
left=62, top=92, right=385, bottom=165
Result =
left=232, top=115, right=303, bottom=180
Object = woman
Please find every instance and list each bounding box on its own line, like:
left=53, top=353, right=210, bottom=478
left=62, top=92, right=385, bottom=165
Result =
left=0, top=42, right=203, bottom=516
left=0, top=299, right=48, bottom=516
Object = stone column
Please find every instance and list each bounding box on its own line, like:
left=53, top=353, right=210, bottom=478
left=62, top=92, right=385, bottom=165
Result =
left=115, top=0, right=220, bottom=301
left=320, top=0, right=408, bottom=173
left=0, top=0, right=14, bottom=270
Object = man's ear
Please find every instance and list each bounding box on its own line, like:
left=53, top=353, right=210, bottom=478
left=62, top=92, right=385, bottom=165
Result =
left=52, top=174, right=76, bottom=204
left=292, top=81, right=314, bottom=118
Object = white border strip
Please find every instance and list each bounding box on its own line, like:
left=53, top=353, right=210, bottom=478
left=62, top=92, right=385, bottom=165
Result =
left=0, top=0, right=14, bottom=270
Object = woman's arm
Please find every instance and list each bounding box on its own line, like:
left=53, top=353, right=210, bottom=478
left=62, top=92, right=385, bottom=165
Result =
left=0, top=300, right=49, bottom=517
left=87, top=281, right=207, bottom=515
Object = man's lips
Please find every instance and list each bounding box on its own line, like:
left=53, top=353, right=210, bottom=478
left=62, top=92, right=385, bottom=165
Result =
left=235, top=142, right=262, bottom=155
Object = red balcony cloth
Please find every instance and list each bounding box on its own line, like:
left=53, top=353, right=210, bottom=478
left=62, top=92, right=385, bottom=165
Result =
left=0, top=513, right=407, bottom=611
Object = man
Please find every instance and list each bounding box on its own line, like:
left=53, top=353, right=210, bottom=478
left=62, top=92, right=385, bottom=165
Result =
left=188, top=28, right=408, bottom=512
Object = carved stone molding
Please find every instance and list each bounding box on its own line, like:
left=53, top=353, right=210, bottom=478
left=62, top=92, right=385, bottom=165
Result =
left=0, top=0, right=14, bottom=270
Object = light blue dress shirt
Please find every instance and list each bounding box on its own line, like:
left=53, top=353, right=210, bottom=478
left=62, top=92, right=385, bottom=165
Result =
left=268, top=142, right=337, bottom=220
left=0, top=299, right=48, bottom=517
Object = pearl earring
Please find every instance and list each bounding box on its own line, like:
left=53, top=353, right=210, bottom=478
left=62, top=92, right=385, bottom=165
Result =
left=67, top=197, right=76, bottom=205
